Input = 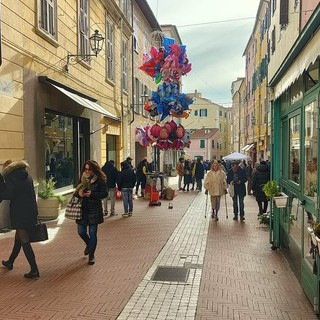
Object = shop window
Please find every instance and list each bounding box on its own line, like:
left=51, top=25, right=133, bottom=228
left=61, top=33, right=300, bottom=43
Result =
left=44, top=112, right=74, bottom=189
left=289, top=115, right=300, bottom=184
left=304, top=101, right=318, bottom=199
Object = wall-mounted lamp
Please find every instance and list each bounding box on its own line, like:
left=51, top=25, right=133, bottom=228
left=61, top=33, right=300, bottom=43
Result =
left=65, top=30, right=104, bottom=72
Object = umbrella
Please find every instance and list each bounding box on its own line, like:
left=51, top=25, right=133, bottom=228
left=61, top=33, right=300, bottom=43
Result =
left=222, top=152, right=250, bottom=161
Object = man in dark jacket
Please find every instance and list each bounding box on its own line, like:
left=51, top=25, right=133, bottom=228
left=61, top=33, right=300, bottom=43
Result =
left=101, top=160, right=118, bottom=216
left=117, top=161, right=136, bottom=217
left=195, top=158, right=205, bottom=192
left=227, top=161, right=248, bottom=221
left=135, top=158, right=148, bottom=197
left=252, top=161, right=270, bottom=216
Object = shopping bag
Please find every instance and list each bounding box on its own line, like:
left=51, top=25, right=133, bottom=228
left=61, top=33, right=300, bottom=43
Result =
left=28, top=221, right=48, bottom=243
left=228, top=183, right=234, bottom=197
left=65, top=196, right=83, bottom=220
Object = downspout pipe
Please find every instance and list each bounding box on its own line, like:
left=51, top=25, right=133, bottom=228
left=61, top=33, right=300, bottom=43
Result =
left=130, top=0, right=135, bottom=125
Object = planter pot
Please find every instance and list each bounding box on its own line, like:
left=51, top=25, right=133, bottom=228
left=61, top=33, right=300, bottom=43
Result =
left=37, top=197, right=61, bottom=220
left=273, top=193, right=288, bottom=208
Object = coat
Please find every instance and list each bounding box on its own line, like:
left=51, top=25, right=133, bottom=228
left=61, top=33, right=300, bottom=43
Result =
left=0, top=161, right=38, bottom=229
left=76, top=177, right=107, bottom=226
left=117, top=162, right=136, bottom=190
left=252, top=163, right=270, bottom=202
left=102, top=161, right=119, bottom=189
left=204, top=169, right=227, bottom=196
left=226, top=166, right=247, bottom=197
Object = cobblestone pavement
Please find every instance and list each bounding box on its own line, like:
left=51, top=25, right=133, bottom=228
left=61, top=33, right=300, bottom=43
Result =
left=0, top=177, right=317, bottom=320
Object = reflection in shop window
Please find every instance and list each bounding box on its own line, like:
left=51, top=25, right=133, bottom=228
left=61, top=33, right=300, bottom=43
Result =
left=289, top=115, right=300, bottom=184
left=304, top=101, right=318, bottom=198
left=44, top=112, right=74, bottom=188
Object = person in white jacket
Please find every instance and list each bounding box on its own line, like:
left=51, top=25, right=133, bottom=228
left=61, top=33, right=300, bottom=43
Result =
left=204, top=160, right=227, bottom=221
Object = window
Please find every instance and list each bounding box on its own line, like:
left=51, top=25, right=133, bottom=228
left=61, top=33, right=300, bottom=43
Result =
left=211, top=140, right=215, bottom=148
left=271, top=27, right=275, bottom=54
left=199, top=109, right=207, bottom=117
left=200, top=140, right=205, bottom=148
left=38, top=0, right=57, bottom=39
left=121, top=39, right=128, bottom=91
left=121, top=0, right=131, bottom=23
left=289, top=115, right=300, bottom=184
left=44, top=112, right=74, bottom=188
left=106, top=19, right=115, bottom=81
left=279, top=0, right=289, bottom=26
left=194, top=110, right=198, bottom=116
left=79, top=0, right=90, bottom=62
left=134, top=78, right=140, bottom=113
left=304, top=101, right=318, bottom=198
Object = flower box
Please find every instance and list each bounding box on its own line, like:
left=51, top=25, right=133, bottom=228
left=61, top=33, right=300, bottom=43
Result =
left=273, top=192, right=288, bottom=208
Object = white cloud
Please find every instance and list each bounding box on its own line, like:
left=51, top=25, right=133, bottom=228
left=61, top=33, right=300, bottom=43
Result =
left=146, top=0, right=259, bottom=105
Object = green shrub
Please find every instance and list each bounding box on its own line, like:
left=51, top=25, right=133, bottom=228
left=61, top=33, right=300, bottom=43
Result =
left=38, top=177, right=66, bottom=205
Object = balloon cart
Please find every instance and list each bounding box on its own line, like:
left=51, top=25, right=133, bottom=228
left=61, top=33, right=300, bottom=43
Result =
left=146, top=172, right=164, bottom=206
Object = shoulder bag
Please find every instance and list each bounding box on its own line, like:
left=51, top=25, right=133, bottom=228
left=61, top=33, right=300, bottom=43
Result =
left=65, top=196, right=83, bottom=220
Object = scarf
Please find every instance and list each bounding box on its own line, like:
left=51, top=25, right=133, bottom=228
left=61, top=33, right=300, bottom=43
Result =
left=76, top=172, right=98, bottom=192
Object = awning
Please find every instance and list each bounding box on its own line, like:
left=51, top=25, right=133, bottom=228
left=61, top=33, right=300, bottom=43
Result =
left=39, top=76, right=120, bottom=121
left=241, top=144, right=254, bottom=152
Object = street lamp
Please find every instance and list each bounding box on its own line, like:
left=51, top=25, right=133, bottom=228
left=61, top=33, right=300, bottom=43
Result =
left=65, top=30, right=104, bottom=72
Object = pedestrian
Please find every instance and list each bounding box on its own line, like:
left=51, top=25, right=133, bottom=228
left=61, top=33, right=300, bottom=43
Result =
left=0, top=160, right=40, bottom=278
left=252, top=160, right=270, bottom=216
left=204, top=160, right=227, bottom=221
left=190, top=159, right=196, bottom=191
left=74, top=160, right=107, bottom=265
left=227, top=161, right=248, bottom=221
left=245, top=160, right=253, bottom=195
left=118, top=161, right=136, bottom=217
left=101, top=160, right=118, bottom=216
left=125, top=156, right=134, bottom=169
left=135, top=157, right=148, bottom=197
left=195, top=158, right=205, bottom=192
left=182, top=159, right=192, bottom=192
left=176, top=157, right=184, bottom=191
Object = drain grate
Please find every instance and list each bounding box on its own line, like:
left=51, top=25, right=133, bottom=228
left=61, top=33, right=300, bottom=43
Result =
left=151, top=266, right=189, bottom=282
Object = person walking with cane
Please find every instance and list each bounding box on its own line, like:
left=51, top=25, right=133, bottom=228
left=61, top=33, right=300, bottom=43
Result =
left=204, top=160, right=227, bottom=221
left=227, top=161, right=247, bottom=221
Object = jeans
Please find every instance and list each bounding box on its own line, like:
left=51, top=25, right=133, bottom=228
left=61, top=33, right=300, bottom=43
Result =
left=104, top=187, right=115, bottom=213
left=232, top=193, right=245, bottom=217
left=77, top=224, right=98, bottom=255
left=178, top=175, right=183, bottom=189
left=122, top=188, right=133, bottom=213
left=196, top=179, right=202, bottom=191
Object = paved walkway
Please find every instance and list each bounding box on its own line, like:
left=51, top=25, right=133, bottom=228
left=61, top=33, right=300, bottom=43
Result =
left=0, top=177, right=317, bottom=320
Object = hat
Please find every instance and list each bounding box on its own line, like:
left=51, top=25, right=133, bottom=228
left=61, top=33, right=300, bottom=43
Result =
left=126, top=157, right=133, bottom=161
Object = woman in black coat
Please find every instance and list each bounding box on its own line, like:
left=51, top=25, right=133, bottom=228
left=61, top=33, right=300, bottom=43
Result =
left=182, top=160, right=193, bottom=192
left=252, top=161, right=270, bottom=215
left=75, top=160, right=107, bottom=265
left=0, top=160, right=39, bottom=278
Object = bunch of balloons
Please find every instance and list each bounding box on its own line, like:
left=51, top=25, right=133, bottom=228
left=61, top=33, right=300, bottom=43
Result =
left=135, top=121, right=191, bottom=151
left=139, top=37, right=193, bottom=122
left=139, top=37, right=192, bottom=84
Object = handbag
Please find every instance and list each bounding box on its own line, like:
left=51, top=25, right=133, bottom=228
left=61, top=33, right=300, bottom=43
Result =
left=65, top=196, right=83, bottom=220
left=228, top=183, right=234, bottom=198
left=28, top=221, right=48, bottom=243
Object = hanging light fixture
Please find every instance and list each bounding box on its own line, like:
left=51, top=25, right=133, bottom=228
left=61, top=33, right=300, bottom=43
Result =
left=65, top=30, right=104, bottom=72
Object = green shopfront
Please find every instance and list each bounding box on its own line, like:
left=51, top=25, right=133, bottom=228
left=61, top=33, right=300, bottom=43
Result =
left=269, top=8, right=320, bottom=313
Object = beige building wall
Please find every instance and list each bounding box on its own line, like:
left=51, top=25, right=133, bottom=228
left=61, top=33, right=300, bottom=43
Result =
left=268, top=0, right=300, bottom=81
left=0, top=0, right=132, bottom=179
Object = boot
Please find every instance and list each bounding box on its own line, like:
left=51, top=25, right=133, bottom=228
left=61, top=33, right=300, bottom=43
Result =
left=215, top=210, right=219, bottom=221
left=2, top=240, right=22, bottom=270
left=88, top=252, right=95, bottom=265
left=22, top=243, right=39, bottom=278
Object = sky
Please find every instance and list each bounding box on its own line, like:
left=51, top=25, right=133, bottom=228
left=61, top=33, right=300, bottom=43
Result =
left=146, top=0, right=259, bottom=106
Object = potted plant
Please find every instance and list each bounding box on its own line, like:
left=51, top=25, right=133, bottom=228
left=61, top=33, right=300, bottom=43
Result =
left=262, top=180, right=288, bottom=208
left=37, top=177, right=66, bottom=220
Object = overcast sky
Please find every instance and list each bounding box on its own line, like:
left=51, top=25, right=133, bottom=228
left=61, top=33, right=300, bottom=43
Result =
left=146, top=0, right=259, bottom=106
